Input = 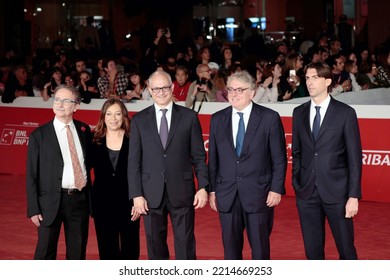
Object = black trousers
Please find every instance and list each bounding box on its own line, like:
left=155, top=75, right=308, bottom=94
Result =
left=296, top=187, right=357, bottom=260
left=94, top=213, right=140, bottom=260
left=34, top=190, right=89, bottom=260
left=219, top=194, right=274, bottom=260
left=143, top=190, right=196, bottom=260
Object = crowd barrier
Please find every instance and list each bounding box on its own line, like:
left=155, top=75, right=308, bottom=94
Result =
left=1, top=88, right=390, bottom=202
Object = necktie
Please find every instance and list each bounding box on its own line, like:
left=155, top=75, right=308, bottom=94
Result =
left=66, top=125, right=86, bottom=190
left=159, top=109, right=168, bottom=149
left=312, top=106, right=321, bottom=141
left=236, top=112, right=245, bottom=156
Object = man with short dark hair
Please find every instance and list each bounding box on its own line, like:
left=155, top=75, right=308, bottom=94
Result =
left=292, top=62, right=362, bottom=259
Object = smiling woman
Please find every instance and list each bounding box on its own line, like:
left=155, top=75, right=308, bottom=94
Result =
left=90, top=98, right=140, bottom=260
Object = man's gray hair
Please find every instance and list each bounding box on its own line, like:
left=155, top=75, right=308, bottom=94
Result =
left=227, top=70, right=256, bottom=90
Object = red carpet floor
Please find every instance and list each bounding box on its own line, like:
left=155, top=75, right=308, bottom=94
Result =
left=1, top=174, right=389, bottom=260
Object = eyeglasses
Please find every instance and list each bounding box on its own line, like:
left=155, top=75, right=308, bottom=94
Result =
left=200, top=69, right=211, bottom=74
left=54, top=97, right=78, bottom=106
left=150, top=85, right=172, bottom=94
left=227, top=87, right=249, bottom=95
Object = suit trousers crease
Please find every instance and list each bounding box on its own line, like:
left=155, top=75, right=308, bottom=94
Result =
left=296, top=187, right=357, bottom=260
left=219, top=194, right=273, bottom=260
left=142, top=188, right=196, bottom=260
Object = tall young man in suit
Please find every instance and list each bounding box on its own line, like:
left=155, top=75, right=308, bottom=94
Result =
left=292, top=62, right=362, bottom=259
left=208, top=71, right=287, bottom=259
left=27, top=85, right=92, bottom=259
left=128, top=70, right=209, bottom=260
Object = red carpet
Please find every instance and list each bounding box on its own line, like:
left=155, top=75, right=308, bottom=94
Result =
left=1, top=174, right=389, bottom=260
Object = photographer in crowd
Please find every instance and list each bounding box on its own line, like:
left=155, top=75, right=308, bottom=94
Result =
left=185, top=64, right=217, bottom=112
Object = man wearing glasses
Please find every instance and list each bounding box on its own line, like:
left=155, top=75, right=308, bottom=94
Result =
left=185, top=64, right=217, bottom=111
left=208, top=71, right=287, bottom=259
left=27, top=85, right=92, bottom=259
left=128, top=70, right=209, bottom=259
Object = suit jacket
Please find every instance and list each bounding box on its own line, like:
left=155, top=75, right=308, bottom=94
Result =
left=128, top=103, right=209, bottom=208
left=90, top=136, right=132, bottom=219
left=208, top=102, right=287, bottom=213
left=292, top=96, right=362, bottom=203
left=26, top=119, right=92, bottom=226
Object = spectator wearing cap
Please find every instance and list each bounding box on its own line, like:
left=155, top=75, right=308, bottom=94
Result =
left=208, top=62, right=219, bottom=79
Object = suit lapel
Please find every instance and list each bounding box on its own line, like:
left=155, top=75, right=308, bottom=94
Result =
left=240, top=103, right=262, bottom=157
left=49, top=121, right=63, bottom=158
left=222, top=106, right=236, bottom=155
left=146, top=105, right=163, bottom=149
left=74, top=121, right=87, bottom=157
left=316, top=97, right=336, bottom=142
left=301, top=102, right=313, bottom=143
left=166, top=103, right=181, bottom=150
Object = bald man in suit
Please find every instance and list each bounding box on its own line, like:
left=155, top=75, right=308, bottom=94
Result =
left=128, top=70, right=209, bottom=260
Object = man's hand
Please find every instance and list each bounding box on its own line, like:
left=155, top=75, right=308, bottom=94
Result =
left=266, top=191, right=281, bottom=207
left=133, top=196, right=149, bottom=215
left=209, top=192, right=217, bottom=212
left=193, top=188, right=208, bottom=209
left=345, top=197, right=359, bottom=218
left=130, top=206, right=141, bottom=221
left=31, top=214, right=43, bottom=227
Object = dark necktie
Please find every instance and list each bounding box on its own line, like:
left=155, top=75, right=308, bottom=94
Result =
left=66, top=125, right=86, bottom=190
left=159, top=109, right=168, bottom=149
left=236, top=112, right=245, bottom=156
left=312, top=106, right=321, bottom=141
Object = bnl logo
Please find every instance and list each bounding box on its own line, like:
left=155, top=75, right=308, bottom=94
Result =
left=0, top=129, right=15, bottom=145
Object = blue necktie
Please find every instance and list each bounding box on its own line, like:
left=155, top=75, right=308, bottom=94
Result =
left=312, top=106, right=321, bottom=141
left=159, top=109, right=168, bottom=148
left=236, top=112, right=245, bottom=156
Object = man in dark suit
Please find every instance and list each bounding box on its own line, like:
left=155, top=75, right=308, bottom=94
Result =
left=27, top=85, right=92, bottom=259
left=292, top=62, right=362, bottom=259
left=128, top=70, right=209, bottom=260
left=208, top=71, right=287, bottom=259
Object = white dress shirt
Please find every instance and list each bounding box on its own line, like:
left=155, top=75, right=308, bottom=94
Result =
left=53, top=117, right=87, bottom=189
left=154, top=101, right=173, bottom=133
left=310, top=94, right=331, bottom=131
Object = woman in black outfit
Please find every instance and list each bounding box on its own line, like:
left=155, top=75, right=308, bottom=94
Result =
left=91, top=99, right=140, bottom=259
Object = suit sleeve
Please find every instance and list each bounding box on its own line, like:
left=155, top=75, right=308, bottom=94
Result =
left=208, top=114, right=218, bottom=192
left=128, top=118, right=143, bottom=199
left=26, top=132, right=41, bottom=218
left=190, top=112, right=209, bottom=190
left=269, top=112, right=287, bottom=194
left=291, top=108, right=302, bottom=190
left=345, top=108, right=362, bottom=199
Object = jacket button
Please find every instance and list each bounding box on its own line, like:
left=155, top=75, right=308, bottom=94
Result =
left=112, top=173, right=115, bottom=176
left=163, top=154, right=167, bottom=157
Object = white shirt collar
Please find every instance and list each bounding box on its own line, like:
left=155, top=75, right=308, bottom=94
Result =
left=154, top=101, right=173, bottom=114
left=232, top=101, right=253, bottom=116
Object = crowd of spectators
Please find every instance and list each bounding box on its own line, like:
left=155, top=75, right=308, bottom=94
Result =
left=1, top=15, right=390, bottom=105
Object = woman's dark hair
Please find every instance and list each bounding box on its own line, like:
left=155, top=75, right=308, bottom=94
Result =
left=93, top=99, right=130, bottom=145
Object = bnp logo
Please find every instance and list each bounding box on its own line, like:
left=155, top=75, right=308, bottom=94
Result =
left=0, top=129, right=15, bottom=145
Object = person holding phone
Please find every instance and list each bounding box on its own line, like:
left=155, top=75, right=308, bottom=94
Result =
left=280, top=53, right=308, bottom=100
